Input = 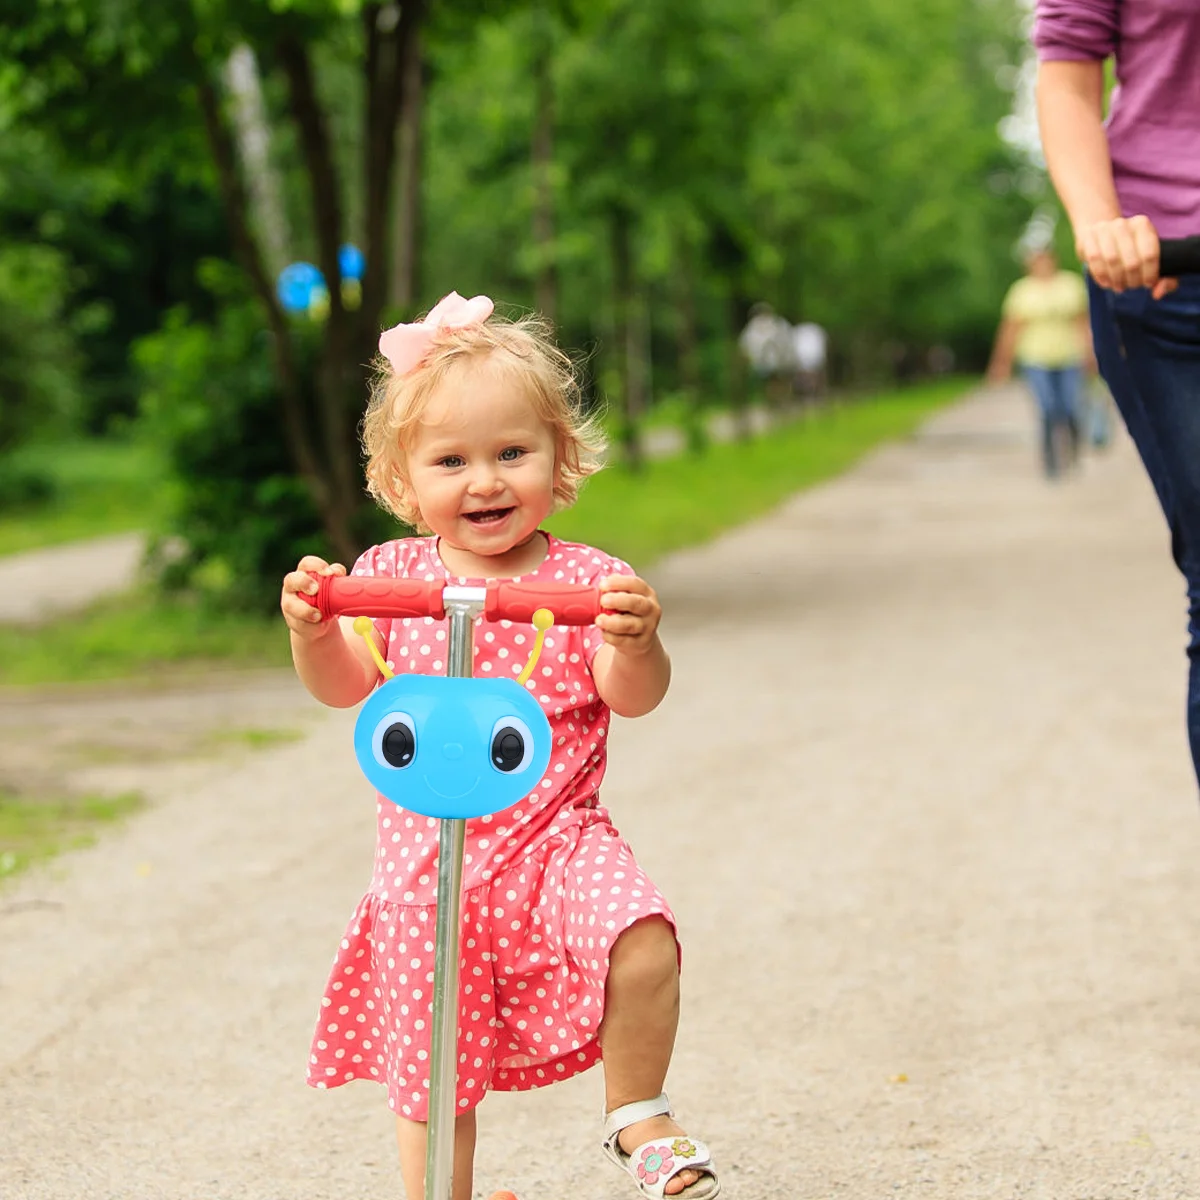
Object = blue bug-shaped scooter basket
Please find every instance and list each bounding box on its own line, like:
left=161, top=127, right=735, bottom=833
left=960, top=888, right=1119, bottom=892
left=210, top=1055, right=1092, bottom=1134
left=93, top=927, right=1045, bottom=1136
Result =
left=355, top=673, right=551, bottom=819
left=304, top=573, right=602, bottom=1200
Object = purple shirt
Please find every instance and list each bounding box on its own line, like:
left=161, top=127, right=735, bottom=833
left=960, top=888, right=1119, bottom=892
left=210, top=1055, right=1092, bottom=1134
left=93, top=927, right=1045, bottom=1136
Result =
left=1035, top=0, right=1200, bottom=238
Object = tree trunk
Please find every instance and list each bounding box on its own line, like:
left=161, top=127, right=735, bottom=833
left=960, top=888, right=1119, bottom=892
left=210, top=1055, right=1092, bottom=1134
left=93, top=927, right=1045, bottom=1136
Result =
left=275, top=30, right=361, bottom=557
left=223, top=44, right=291, bottom=281
left=727, top=292, right=752, bottom=440
left=390, top=19, right=424, bottom=311
left=530, top=3, right=557, bottom=325
left=610, top=206, right=645, bottom=470
left=674, top=231, right=706, bottom=454
left=195, top=74, right=337, bottom=540
left=708, top=222, right=753, bottom=439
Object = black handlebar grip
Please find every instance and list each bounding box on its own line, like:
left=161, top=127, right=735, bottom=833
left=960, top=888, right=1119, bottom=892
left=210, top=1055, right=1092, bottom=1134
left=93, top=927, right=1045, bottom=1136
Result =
left=1160, top=237, right=1200, bottom=277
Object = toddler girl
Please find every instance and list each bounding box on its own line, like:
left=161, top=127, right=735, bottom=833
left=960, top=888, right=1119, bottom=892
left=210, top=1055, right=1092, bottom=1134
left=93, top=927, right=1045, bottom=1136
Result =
left=279, top=292, right=719, bottom=1200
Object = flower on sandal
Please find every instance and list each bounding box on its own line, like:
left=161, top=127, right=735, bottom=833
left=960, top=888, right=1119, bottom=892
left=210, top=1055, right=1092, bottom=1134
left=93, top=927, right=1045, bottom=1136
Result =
left=670, top=1138, right=697, bottom=1158
left=636, top=1144, right=676, bottom=1186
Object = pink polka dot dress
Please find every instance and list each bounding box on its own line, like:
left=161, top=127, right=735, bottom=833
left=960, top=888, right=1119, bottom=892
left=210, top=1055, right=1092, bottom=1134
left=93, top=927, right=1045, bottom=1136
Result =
left=306, top=534, right=678, bottom=1120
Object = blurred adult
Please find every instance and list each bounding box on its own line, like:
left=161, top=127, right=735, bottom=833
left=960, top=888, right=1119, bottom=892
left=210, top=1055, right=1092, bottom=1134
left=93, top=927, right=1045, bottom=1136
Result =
left=791, top=320, right=828, bottom=403
left=738, top=302, right=794, bottom=408
left=1034, top=1, right=1200, bottom=784
left=987, top=245, right=1092, bottom=478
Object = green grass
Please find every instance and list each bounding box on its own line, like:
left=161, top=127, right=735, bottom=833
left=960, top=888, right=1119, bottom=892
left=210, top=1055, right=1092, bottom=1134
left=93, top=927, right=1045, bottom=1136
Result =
left=548, top=377, right=968, bottom=564
left=0, top=437, right=170, bottom=557
left=203, top=726, right=306, bottom=751
left=0, top=789, right=145, bottom=882
left=0, top=591, right=291, bottom=687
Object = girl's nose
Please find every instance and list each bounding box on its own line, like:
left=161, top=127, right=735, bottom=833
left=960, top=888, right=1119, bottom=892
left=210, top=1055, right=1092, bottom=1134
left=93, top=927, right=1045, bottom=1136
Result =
left=467, top=468, right=503, bottom=495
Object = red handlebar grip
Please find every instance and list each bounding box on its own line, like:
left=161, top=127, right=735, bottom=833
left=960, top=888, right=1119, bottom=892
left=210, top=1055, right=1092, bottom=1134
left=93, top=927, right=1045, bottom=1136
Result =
left=302, top=575, right=446, bottom=620
left=485, top=580, right=603, bottom=625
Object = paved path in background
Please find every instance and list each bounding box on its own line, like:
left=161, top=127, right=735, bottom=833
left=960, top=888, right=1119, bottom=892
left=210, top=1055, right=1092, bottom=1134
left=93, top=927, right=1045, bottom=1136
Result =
left=3, top=384, right=1200, bottom=1199
left=0, top=531, right=145, bottom=624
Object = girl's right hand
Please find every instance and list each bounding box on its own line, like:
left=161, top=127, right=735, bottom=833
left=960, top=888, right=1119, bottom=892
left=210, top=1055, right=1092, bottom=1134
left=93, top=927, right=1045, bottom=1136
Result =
left=281, top=556, right=347, bottom=639
left=1076, top=214, right=1178, bottom=299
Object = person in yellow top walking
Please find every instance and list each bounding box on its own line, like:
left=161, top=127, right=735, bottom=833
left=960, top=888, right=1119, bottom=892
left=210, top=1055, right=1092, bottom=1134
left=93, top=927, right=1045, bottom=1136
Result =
left=988, top=245, right=1094, bottom=478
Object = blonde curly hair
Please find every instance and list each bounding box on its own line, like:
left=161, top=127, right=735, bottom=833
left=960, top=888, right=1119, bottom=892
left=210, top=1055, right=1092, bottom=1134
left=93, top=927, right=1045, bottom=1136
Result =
left=362, top=311, right=607, bottom=532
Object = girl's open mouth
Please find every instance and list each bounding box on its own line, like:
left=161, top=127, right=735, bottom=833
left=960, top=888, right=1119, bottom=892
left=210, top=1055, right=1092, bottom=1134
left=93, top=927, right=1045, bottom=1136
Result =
left=463, top=507, right=514, bottom=525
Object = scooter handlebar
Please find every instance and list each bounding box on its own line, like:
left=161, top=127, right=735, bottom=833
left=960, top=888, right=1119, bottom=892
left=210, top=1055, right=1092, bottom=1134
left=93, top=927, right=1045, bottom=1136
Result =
left=483, top=580, right=603, bottom=625
left=302, top=575, right=603, bottom=625
left=1161, top=237, right=1200, bottom=277
left=303, top=575, right=447, bottom=620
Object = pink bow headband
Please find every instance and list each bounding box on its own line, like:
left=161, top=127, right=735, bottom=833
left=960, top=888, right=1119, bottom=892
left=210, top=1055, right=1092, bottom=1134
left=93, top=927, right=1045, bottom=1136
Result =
left=378, top=290, right=495, bottom=376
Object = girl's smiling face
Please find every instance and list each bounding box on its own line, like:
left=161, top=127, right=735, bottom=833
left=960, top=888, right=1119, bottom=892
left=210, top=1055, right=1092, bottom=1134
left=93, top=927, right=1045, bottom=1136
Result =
left=403, top=359, right=559, bottom=576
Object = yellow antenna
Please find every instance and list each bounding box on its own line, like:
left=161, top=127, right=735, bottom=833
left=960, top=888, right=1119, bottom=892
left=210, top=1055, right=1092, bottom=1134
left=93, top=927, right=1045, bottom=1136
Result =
left=516, top=609, right=554, bottom=685
left=354, top=615, right=395, bottom=680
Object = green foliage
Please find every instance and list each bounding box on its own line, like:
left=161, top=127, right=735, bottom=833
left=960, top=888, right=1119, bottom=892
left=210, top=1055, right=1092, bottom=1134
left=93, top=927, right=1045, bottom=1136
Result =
left=423, top=0, right=1032, bottom=397
left=0, top=232, right=84, bottom=505
left=0, top=438, right=168, bottom=554
left=135, top=291, right=332, bottom=612
left=0, top=0, right=1034, bottom=605
left=0, top=241, right=80, bottom=453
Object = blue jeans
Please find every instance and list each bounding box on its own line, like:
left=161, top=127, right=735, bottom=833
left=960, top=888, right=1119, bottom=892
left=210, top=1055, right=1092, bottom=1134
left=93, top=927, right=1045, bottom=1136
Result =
left=1088, top=274, right=1200, bottom=787
left=1021, top=364, right=1083, bottom=477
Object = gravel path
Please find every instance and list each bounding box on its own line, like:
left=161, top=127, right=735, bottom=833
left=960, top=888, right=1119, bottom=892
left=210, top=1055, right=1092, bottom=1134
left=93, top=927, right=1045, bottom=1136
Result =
left=0, top=532, right=146, bottom=625
left=3, top=384, right=1200, bottom=1199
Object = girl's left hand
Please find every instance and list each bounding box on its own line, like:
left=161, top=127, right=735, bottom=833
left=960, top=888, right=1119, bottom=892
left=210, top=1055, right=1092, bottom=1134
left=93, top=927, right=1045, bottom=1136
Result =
left=597, top=574, right=662, bottom=654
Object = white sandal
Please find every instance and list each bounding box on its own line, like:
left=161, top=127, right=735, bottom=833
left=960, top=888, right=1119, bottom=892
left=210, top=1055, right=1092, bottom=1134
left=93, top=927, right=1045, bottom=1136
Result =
left=601, top=1093, right=720, bottom=1199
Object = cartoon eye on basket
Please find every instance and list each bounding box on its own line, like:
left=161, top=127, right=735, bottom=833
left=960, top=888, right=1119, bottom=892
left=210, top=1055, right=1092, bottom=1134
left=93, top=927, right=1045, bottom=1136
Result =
left=350, top=611, right=555, bottom=820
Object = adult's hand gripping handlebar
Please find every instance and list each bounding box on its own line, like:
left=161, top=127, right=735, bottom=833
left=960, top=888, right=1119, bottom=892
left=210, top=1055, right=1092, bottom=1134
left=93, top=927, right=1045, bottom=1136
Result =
left=1161, top=237, right=1200, bottom=277
left=301, top=574, right=604, bottom=625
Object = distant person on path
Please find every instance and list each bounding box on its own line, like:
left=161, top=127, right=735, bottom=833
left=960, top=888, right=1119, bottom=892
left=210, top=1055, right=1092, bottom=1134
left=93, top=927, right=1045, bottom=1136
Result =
left=1034, top=1, right=1200, bottom=786
left=279, top=292, right=718, bottom=1200
left=987, top=244, right=1092, bottom=479
left=791, top=320, right=829, bottom=403
left=738, top=301, right=794, bottom=409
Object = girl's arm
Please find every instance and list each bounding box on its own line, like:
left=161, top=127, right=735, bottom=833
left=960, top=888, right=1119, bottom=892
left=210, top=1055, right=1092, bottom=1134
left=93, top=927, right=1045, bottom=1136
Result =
left=591, top=574, right=671, bottom=718
left=281, top=558, right=382, bottom=708
left=1036, top=59, right=1172, bottom=296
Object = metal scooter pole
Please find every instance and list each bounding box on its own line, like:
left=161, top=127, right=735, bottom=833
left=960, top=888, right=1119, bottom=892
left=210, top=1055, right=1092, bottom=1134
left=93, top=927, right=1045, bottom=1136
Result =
left=425, top=587, right=484, bottom=1200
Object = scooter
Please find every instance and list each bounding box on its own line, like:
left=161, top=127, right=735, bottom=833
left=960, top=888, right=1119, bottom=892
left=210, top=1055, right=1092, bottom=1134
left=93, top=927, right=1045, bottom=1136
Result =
left=305, top=573, right=603, bottom=1200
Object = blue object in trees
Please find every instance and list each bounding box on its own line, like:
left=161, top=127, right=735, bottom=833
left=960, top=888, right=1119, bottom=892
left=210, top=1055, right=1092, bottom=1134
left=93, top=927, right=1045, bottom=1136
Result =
left=277, top=262, right=325, bottom=314
left=338, top=243, right=366, bottom=282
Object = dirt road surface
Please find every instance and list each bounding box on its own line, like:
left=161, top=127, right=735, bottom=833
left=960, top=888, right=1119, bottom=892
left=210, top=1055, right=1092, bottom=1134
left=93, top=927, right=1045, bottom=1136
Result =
left=0, top=532, right=146, bottom=625
left=3, top=385, right=1200, bottom=1199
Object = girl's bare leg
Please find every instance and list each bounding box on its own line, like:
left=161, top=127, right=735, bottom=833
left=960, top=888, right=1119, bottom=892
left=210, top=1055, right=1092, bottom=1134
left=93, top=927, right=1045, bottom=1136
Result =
left=395, top=1109, right=477, bottom=1200
left=600, top=915, right=701, bottom=1195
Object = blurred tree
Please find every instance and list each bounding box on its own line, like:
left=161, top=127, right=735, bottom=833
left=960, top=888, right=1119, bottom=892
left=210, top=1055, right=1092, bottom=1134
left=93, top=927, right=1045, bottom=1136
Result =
left=0, top=242, right=81, bottom=507
left=0, top=0, right=1034, bottom=576
left=0, top=0, right=429, bottom=564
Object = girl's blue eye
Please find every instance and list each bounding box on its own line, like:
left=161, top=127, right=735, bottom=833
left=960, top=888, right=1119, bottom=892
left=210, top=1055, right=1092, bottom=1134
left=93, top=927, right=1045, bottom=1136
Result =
left=499, top=447, right=524, bottom=462
left=439, top=455, right=464, bottom=468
